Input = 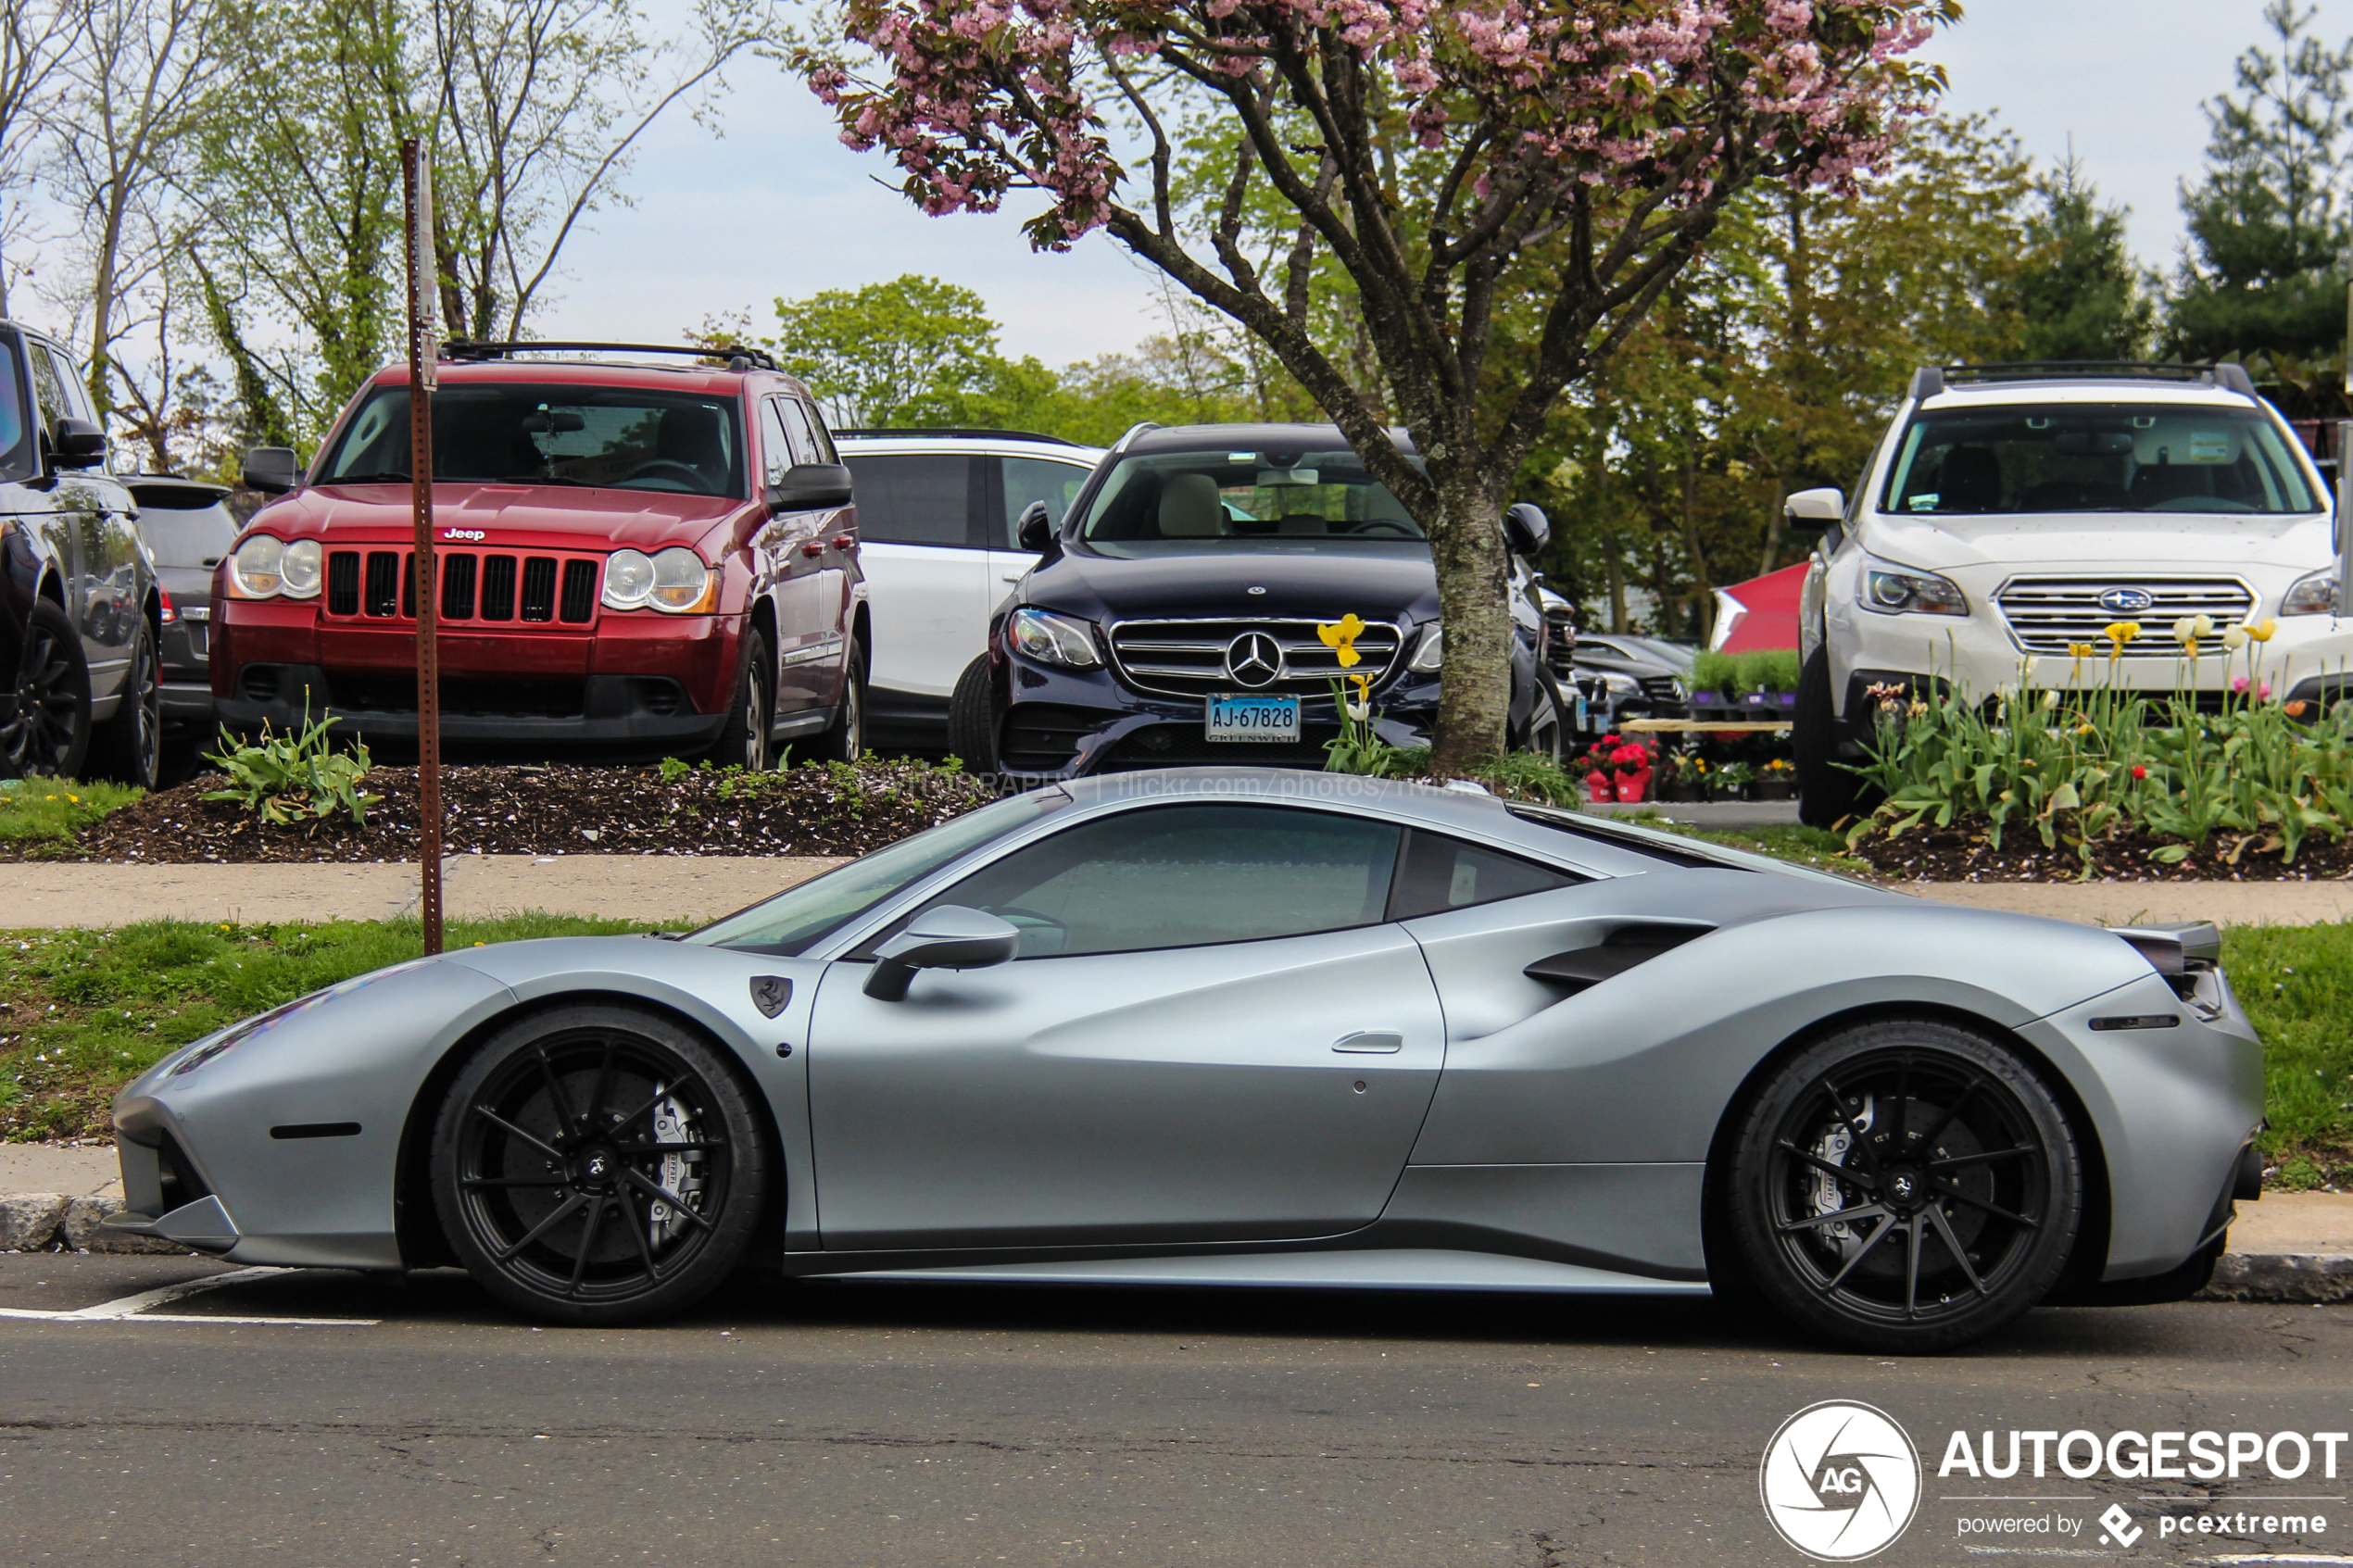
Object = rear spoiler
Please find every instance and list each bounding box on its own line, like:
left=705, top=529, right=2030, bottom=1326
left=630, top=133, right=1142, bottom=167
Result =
left=2108, top=922, right=2222, bottom=979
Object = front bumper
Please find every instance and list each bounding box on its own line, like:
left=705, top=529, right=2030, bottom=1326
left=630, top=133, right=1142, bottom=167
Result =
left=221, top=662, right=726, bottom=748
left=993, top=657, right=1441, bottom=780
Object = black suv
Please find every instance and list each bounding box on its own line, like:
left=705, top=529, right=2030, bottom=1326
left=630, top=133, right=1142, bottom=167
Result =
left=0, top=320, right=161, bottom=784
left=949, top=423, right=1565, bottom=778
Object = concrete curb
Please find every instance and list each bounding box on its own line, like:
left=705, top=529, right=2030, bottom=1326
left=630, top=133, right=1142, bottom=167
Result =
left=3, top=1187, right=2351, bottom=1294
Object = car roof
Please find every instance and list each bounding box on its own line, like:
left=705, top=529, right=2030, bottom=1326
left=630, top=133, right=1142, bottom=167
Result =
left=836, top=432, right=1104, bottom=461
left=1045, top=767, right=1805, bottom=881
left=1126, top=422, right=1418, bottom=457
left=119, top=473, right=231, bottom=496
left=1920, top=383, right=2261, bottom=410
left=367, top=356, right=815, bottom=401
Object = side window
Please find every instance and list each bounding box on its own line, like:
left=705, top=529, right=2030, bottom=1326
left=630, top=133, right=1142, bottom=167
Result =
left=788, top=399, right=836, bottom=464
left=0, top=337, right=31, bottom=475
left=1000, top=456, right=1093, bottom=548
left=1387, top=829, right=1579, bottom=921
left=759, top=398, right=796, bottom=485
left=24, top=341, right=70, bottom=435
left=838, top=452, right=976, bottom=546
left=915, top=804, right=1403, bottom=958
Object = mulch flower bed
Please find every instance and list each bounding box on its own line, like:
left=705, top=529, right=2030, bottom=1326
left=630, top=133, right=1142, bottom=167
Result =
left=1849, top=816, right=2353, bottom=883
left=7, top=759, right=996, bottom=864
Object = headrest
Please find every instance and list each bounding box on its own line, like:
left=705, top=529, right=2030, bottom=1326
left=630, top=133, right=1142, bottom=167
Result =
left=1157, top=471, right=1224, bottom=537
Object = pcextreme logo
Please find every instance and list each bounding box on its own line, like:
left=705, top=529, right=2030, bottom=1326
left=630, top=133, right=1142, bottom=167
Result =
left=1760, top=1400, right=1923, bottom=1561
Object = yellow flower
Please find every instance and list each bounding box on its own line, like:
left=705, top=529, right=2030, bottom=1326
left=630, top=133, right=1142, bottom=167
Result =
left=2066, top=642, right=2095, bottom=659
left=2102, top=621, right=2140, bottom=655
left=66, top=794, right=78, bottom=804
left=1348, top=672, right=1372, bottom=703
left=2183, top=638, right=2199, bottom=660
left=2247, top=618, right=2277, bottom=643
left=1317, top=614, right=1367, bottom=669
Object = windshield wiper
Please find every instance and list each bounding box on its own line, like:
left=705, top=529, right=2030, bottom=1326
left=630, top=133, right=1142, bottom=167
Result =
left=497, top=473, right=597, bottom=486
left=322, top=471, right=410, bottom=483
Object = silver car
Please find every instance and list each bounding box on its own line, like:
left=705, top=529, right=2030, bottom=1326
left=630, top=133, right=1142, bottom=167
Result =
left=107, top=770, right=2262, bottom=1351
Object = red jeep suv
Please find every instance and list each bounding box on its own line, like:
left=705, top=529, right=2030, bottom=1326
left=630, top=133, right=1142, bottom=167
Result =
left=213, top=344, right=866, bottom=766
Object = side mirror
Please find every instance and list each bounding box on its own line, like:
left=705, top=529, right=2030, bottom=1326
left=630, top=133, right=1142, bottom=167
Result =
left=862, top=905, right=1021, bottom=1001
left=1783, top=487, right=1843, bottom=532
left=1504, top=501, right=1551, bottom=558
left=766, top=462, right=853, bottom=514
left=50, top=417, right=106, bottom=470
left=242, top=445, right=300, bottom=495
left=1014, top=498, right=1054, bottom=554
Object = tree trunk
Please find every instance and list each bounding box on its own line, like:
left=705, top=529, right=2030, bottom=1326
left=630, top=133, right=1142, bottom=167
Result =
left=1427, top=468, right=1512, bottom=774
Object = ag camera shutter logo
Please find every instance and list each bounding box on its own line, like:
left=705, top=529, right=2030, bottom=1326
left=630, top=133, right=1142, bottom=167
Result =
left=1760, top=1400, right=1922, bottom=1561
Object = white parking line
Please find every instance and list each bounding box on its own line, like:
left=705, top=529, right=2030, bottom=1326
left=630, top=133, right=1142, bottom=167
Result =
left=0, top=1266, right=376, bottom=1325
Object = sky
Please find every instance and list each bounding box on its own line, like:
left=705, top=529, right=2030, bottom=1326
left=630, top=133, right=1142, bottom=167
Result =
left=538, top=1, right=2307, bottom=368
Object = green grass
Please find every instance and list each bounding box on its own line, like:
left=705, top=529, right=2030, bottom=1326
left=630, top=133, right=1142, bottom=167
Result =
left=2222, top=923, right=2353, bottom=1184
left=0, top=913, right=661, bottom=1141
left=0, top=778, right=144, bottom=855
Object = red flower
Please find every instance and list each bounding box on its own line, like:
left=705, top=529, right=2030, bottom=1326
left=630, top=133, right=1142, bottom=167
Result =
left=2130, top=765, right=2147, bottom=780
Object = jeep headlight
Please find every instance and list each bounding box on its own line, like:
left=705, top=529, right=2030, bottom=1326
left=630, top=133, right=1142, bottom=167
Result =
left=603, top=546, right=715, bottom=613
left=1010, top=607, right=1102, bottom=669
left=1861, top=555, right=1969, bottom=616
left=2284, top=570, right=2338, bottom=616
left=228, top=534, right=288, bottom=598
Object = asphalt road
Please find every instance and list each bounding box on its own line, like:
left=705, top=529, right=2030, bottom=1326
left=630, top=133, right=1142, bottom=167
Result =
left=3, top=1255, right=2350, bottom=1567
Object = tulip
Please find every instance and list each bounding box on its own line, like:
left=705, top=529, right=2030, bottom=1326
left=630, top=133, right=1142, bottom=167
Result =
left=2172, top=616, right=2197, bottom=644
left=2103, top=621, right=2140, bottom=652
left=2247, top=619, right=2277, bottom=643
left=2041, top=689, right=2059, bottom=709
left=1317, top=613, right=1368, bottom=668
left=2223, top=626, right=2250, bottom=651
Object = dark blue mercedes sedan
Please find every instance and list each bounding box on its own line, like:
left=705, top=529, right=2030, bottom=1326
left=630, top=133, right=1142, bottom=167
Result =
left=947, top=423, right=1565, bottom=779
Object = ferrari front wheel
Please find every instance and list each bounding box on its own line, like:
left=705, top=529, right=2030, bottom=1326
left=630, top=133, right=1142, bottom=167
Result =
left=430, top=1004, right=769, bottom=1325
left=1725, top=1018, right=2081, bottom=1353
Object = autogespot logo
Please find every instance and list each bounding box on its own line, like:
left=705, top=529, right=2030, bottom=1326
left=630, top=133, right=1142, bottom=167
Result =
left=1761, top=1400, right=1923, bottom=1561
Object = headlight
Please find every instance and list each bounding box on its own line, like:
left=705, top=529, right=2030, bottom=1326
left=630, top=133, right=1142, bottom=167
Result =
left=603, top=546, right=715, bottom=613
left=2284, top=571, right=2338, bottom=615
left=1599, top=669, right=1641, bottom=696
left=278, top=538, right=322, bottom=598
left=1861, top=555, right=1968, bottom=616
left=1408, top=623, right=1442, bottom=672
left=1010, top=607, right=1101, bottom=669
left=228, top=534, right=286, bottom=598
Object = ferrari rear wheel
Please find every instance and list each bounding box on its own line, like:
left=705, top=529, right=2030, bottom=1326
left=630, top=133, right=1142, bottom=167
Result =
left=431, top=1005, right=769, bottom=1325
left=1726, top=1018, right=2081, bottom=1353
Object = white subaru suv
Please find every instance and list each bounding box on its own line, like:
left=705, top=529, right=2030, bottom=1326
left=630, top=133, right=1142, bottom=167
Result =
left=833, top=429, right=1103, bottom=750
left=1790, top=362, right=2349, bottom=825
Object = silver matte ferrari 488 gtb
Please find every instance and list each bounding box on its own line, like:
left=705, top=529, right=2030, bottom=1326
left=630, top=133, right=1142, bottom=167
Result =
left=108, top=770, right=2262, bottom=1351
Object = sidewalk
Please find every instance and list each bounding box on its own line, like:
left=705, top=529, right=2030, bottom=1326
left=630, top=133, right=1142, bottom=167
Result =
left=6, top=855, right=2350, bottom=929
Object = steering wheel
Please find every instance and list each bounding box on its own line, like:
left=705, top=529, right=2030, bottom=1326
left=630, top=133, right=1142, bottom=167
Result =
left=620, top=458, right=706, bottom=486
left=1353, top=521, right=1417, bottom=538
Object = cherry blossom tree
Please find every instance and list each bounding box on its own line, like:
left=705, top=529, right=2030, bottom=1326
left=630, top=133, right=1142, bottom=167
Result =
left=799, top=0, right=1954, bottom=769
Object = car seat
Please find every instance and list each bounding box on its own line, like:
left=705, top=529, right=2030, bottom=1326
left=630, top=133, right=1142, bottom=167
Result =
left=655, top=405, right=728, bottom=488
left=1936, top=445, right=2004, bottom=511
left=1157, top=471, right=1225, bottom=537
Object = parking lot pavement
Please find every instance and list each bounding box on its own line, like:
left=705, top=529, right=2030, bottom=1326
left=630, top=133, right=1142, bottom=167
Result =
left=4, top=1253, right=2351, bottom=1567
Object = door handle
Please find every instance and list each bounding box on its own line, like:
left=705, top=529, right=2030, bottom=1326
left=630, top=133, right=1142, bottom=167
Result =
left=1331, top=1031, right=1403, bottom=1054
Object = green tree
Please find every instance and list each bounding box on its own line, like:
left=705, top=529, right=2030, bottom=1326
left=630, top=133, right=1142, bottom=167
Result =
left=2168, top=0, right=2353, bottom=383
left=2004, top=158, right=2155, bottom=362
left=763, top=273, right=1002, bottom=429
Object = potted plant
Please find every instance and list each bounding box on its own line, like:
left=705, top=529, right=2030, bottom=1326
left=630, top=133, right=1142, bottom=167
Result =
left=1610, top=740, right=1654, bottom=803
left=1657, top=750, right=1708, bottom=802
left=1715, top=759, right=1756, bottom=800
left=1751, top=756, right=1797, bottom=800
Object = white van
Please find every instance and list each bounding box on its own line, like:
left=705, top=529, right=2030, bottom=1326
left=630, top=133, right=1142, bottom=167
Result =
left=834, top=429, right=1103, bottom=750
left=1789, top=362, right=2352, bottom=825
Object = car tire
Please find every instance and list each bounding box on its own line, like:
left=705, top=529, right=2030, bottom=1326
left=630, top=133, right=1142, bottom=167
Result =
left=812, top=639, right=865, bottom=763
left=1793, top=646, right=1859, bottom=829
left=1523, top=673, right=1567, bottom=766
left=947, top=654, right=997, bottom=775
left=1724, top=1017, right=2082, bottom=1353
left=87, top=616, right=162, bottom=789
left=430, top=1002, right=772, bottom=1326
left=707, top=628, right=774, bottom=771
left=0, top=598, right=92, bottom=780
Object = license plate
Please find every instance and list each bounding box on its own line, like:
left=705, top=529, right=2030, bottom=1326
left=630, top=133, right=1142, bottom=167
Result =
left=1205, top=693, right=1301, bottom=742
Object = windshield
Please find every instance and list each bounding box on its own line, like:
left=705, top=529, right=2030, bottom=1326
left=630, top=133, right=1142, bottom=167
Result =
left=0, top=336, right=31, bottom=480
left=1881, top=403, right=2321, bottom=516
left=320, top=383, right=746, bottom=498
left=686, top=789, right=1068, bottom=956
left=1078, top=447, right=1426, bottom=552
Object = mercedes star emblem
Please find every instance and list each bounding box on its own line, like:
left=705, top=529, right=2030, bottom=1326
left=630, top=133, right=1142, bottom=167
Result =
left=1225, top=632, right=1283, bottom=688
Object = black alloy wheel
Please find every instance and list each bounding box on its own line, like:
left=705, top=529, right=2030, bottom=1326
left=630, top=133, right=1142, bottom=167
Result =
left=0, top=598, right=92, bottom=780
left=946, top=653, right=998, bottom=774
left=1523, top=676, right=1567, bottom=766
left=1726, top=1018, right=2080, bottom=1353
left=430, top=1005, right=769, bottom=1325
left=88, top=617, right=162, bottom=787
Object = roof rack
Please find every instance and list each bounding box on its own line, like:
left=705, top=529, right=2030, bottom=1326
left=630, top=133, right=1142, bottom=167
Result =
left=442, top=340, right=780, bottom=372
left=1910, top=361, right=2259, bottom=401
left=1110, top=421, right=1162, bottom=454
left=833, top=427, right=1076, bottom=446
